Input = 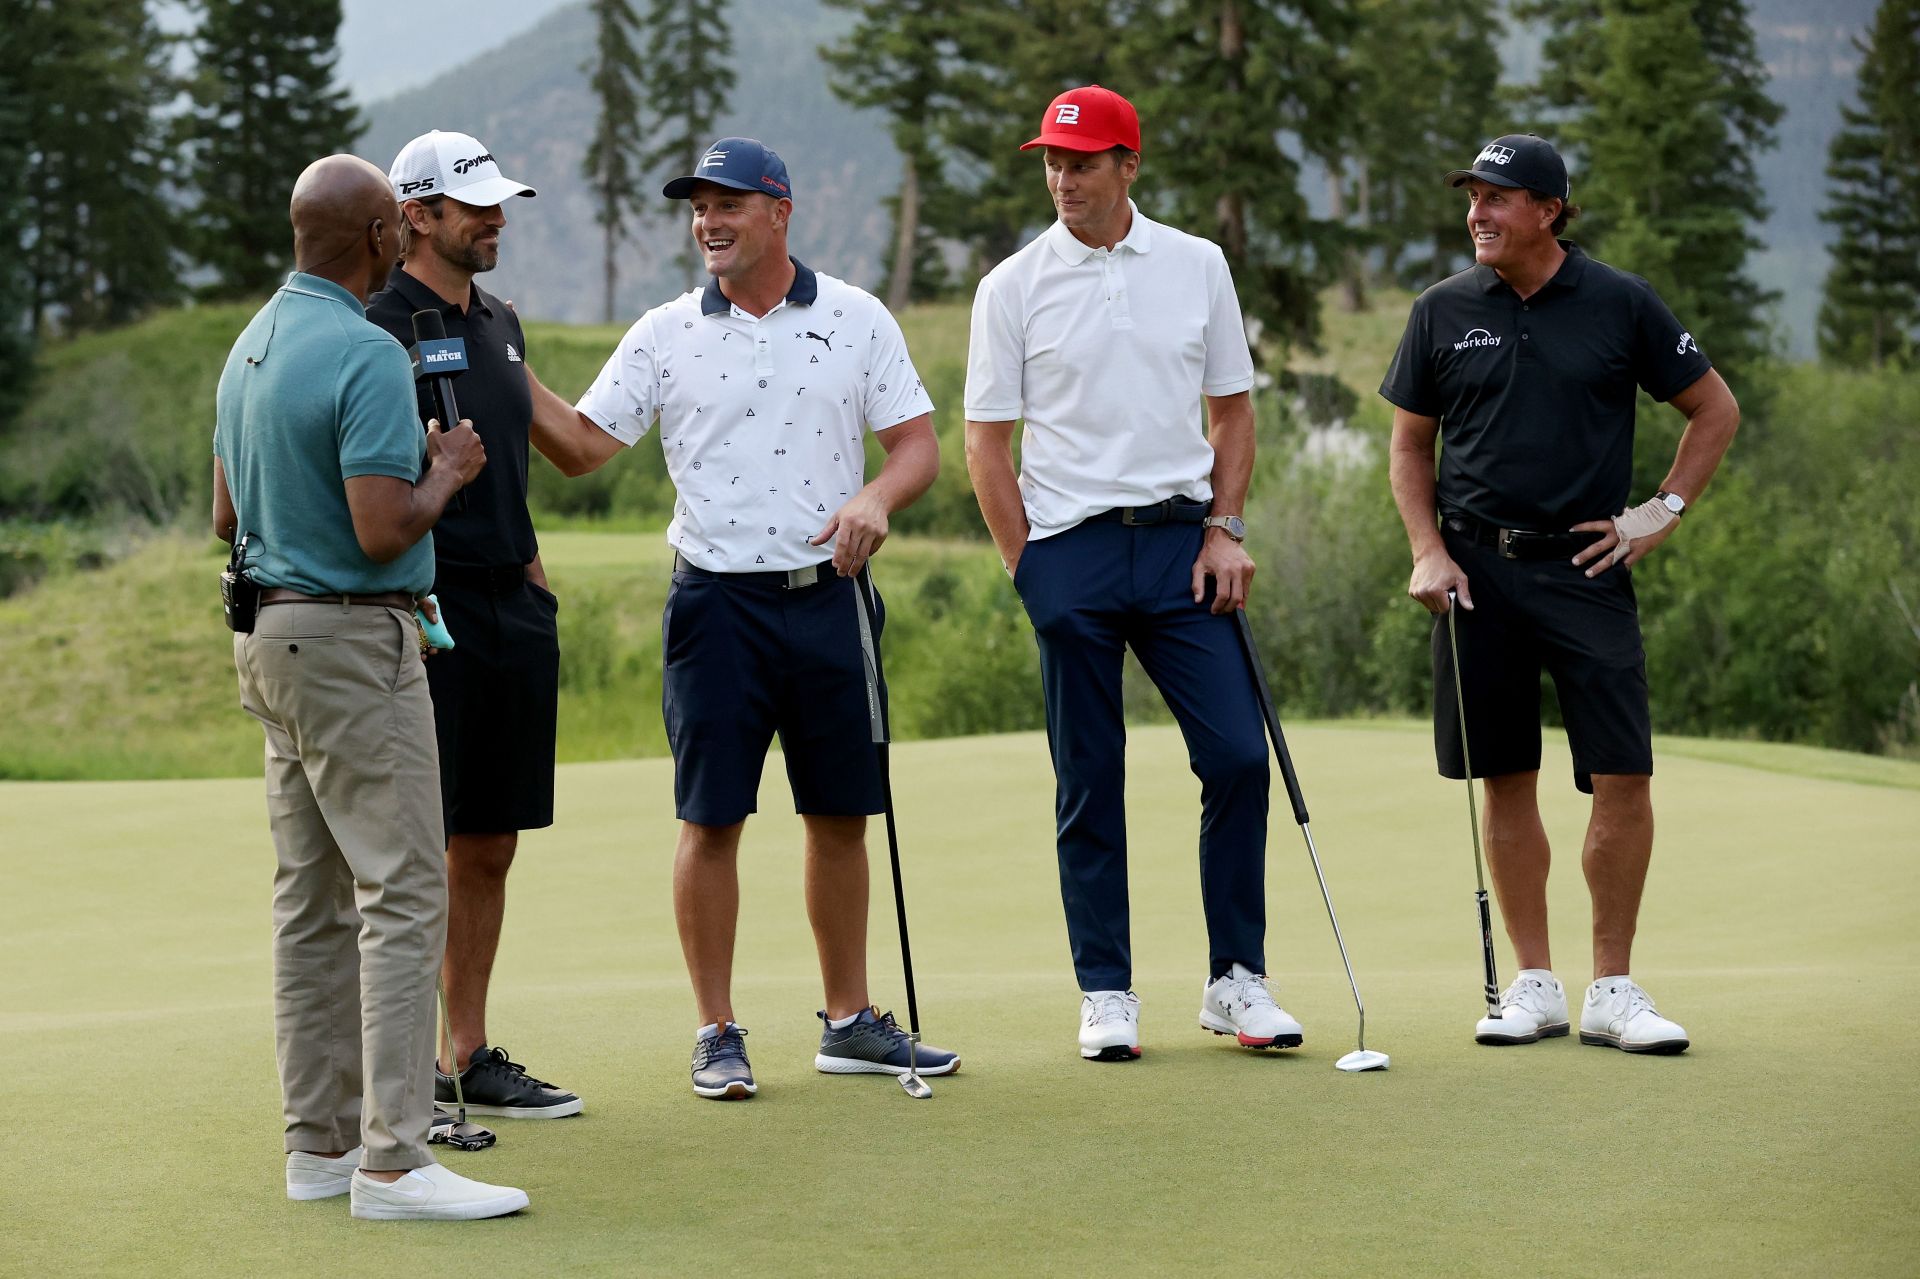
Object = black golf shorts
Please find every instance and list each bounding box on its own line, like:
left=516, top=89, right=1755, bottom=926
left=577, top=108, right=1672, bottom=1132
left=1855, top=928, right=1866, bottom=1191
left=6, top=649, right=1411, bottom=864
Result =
left=425, top=574, right=559, bottom=835
left=661, top=569, right=887, bottom=828
left=1431, top=527, right=1653, bottom=795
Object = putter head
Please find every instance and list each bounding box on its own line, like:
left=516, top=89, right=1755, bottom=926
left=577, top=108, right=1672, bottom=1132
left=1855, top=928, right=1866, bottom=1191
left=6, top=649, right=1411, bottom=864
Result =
left=1335, top=1049, right=1390, bottom=1073
left=898, top=1029, right=933, bottom=1098
left=428, top=1110, right=497, bottom=1150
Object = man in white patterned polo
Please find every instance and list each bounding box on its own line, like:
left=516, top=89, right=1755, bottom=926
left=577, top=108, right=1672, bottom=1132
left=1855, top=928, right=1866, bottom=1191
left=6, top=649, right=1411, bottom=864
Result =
left=524, top=137, right=960, bottom=1100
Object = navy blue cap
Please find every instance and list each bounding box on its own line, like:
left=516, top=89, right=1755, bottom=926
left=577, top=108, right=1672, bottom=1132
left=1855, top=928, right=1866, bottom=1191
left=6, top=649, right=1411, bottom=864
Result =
left=1445, top=134, right=1570, bottom=201
left=663, top=137, right=793, bottom=202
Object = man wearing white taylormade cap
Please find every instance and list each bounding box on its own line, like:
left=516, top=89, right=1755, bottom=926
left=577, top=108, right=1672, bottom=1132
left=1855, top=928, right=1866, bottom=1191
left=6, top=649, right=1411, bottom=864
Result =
left=965, top=86, right=1300, bottom=1063
left=366, top=131, right=584, bottom=1120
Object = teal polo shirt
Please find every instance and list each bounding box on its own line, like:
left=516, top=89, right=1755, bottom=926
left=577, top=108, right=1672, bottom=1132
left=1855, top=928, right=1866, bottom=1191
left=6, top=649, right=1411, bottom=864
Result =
left=214, top=273, right=434, bottom=596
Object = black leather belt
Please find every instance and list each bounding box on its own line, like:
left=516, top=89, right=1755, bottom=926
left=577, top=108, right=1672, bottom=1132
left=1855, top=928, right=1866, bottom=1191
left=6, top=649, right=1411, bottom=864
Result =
left=434, top=562, right=528, bottom=595
left=1443, top=514, right=1603, bottom=561
left=672, top=551, right=833, bottom=589
left=259, top=588, right=415, bottom=610
left=1087, top=496, right=1212, bottom=526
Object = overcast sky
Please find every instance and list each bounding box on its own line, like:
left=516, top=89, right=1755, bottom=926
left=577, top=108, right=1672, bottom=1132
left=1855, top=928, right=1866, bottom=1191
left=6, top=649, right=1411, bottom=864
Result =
left=335, top=0, right=574, bottom=103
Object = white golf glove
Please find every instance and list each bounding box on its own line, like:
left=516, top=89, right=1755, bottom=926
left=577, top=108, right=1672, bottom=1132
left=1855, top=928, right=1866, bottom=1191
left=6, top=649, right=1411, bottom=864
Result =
left=1608, top=496, right=1680, bottom=561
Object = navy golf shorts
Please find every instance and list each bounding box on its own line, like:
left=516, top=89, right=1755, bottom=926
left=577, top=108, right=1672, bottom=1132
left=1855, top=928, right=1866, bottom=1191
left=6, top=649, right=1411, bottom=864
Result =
left=661, top=566, right=887, bottom=827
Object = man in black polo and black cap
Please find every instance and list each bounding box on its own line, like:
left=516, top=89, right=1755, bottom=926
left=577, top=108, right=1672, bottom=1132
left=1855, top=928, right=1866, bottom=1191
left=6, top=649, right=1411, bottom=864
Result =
left=1382, top=133, right=1740, bottom=1056
left=366, top=130, right=582, bottom=1120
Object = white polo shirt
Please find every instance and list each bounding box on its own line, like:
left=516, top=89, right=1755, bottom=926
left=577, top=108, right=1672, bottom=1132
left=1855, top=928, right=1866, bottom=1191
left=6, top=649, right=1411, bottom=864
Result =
left=577, top=260, right=933, bottom=571
left=964, top=203, right=1256, bottom=538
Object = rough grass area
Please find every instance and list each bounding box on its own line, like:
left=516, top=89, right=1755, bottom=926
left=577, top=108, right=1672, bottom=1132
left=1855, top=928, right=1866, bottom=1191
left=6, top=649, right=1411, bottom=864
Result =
left=0, top=530, right=1037, bottom=779
left=4, top=725, right=1916, bottom=1275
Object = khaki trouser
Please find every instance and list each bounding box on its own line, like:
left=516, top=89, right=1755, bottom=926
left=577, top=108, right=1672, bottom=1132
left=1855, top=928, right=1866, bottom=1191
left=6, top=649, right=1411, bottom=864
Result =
left=235, top=600, right=445, bottom=1171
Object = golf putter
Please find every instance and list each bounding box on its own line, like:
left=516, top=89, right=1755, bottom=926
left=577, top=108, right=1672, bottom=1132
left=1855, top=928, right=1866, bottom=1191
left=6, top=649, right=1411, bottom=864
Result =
left=1234, top=611, right=1388, bottom=1073
left=1446, top=590, right=1502, bottom=1022
left=852, top=566, right=932, bottom=1100
left=429, top=979, right=497, bottom=1150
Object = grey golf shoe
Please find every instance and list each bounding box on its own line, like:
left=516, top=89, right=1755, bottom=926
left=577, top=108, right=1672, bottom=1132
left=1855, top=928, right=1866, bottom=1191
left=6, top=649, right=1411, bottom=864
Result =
left=815, top=1006, right=960, bottom=1077
left=691, top=1021, right=757, bottom=1099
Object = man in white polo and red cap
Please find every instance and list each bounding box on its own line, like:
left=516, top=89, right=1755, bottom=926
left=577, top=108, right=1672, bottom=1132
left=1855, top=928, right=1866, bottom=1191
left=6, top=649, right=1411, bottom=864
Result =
left=965, top=86, right=1301, bottom=1063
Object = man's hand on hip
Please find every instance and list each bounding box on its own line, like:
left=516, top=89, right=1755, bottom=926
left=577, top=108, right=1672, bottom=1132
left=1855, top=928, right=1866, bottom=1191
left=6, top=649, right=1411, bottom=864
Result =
left=811, top=487, right=892, bottom=577
left=1409, top=549, right=1472, bottom=613
left=1193, top=528, right=1255, bottom=614
left=1571, top=501, right=1679, bottom=578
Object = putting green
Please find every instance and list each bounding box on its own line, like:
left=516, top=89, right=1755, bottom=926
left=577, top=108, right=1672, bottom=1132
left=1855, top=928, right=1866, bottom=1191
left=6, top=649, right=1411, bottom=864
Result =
left=4, top=725, right=1916, bottom=1275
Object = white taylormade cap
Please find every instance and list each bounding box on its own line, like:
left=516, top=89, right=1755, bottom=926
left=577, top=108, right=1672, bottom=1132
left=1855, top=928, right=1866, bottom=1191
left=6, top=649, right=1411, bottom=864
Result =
left=388, top=130, right=536, bottom=206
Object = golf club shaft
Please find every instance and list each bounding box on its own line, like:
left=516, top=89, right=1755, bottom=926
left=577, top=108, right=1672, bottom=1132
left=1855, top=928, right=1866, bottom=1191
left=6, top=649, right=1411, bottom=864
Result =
left=1233, top=611, right=1367, bottom=1046
left=437, top=977, right=468, bottom=1120
left=854, top=567, right=921, bottom=1036
left=1445, top=593, right=1502, bottom=1016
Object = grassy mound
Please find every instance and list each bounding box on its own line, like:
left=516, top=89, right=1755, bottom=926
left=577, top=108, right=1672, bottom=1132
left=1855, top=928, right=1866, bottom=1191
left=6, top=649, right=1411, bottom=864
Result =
left=3, top=725, right=1915, bottom=1274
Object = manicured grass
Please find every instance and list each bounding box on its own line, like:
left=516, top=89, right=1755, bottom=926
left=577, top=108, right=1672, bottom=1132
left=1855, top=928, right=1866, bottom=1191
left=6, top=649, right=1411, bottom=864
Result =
left=4, top=725, right=1916, bottom=1274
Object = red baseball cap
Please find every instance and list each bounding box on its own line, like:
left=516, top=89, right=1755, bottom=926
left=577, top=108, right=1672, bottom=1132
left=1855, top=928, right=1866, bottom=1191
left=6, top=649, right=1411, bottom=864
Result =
left=1020, top=85, right=1141, bottom=153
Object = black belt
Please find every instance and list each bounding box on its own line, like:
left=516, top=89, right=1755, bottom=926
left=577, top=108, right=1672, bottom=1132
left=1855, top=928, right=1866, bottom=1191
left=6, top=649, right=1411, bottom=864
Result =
left=1443, top=514, right=1603, bottom=562
left=259, top=588, right=415, bottom=610
left=672, top=551, right=834, bottom=590
left=434, top=562, right=527, bottom=595
left=1086, top=496, right=1212, bottom=526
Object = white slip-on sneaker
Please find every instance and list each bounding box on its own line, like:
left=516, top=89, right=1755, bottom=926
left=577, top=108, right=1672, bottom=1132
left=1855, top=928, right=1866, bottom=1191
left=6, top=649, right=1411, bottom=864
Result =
left=349, top=1163, right=529, bottom=1221
left=286, top=1146, right=363, bottom=1201
left=1079, top=990, right=1142, bottom=1061
left=1580, top=976, right=1690, bottom=1054
left=1199, top=963, right=1304, bottom=1050
left=1475, top=969, right=1570, bottom=1045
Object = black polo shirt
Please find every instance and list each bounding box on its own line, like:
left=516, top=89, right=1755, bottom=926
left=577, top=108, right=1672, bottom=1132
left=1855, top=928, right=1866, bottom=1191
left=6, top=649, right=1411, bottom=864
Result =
left=365, top=266, right=537, bottom=568
left=1380, top=242, right=1713, bottom=530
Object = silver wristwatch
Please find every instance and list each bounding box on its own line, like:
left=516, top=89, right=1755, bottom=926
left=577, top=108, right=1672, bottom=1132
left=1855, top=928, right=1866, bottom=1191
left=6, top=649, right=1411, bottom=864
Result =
left=1202, top=514, right=1246, bottom=542
left=1654, top=490, right=1687, bottom=517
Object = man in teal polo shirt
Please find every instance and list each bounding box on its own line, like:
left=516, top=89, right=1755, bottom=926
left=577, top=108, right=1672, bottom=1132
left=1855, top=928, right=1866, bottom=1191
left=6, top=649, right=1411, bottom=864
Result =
left=212, top=153, right=526, bottom=1221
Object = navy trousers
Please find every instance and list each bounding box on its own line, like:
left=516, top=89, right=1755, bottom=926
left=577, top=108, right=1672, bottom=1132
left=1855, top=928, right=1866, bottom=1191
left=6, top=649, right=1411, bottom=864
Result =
left=1015, top=519, right=1270, bottom=991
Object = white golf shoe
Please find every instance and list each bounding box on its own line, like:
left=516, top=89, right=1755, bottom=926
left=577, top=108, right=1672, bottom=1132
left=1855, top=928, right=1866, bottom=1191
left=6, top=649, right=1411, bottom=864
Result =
left=1580, top=976, right=1690, bottom=1054
left=1079, top=990, right=1142, bottom=1061
left=1475, top=969, right=1570, bottom=1045
left=1199, top=963, right=1304, bottom=1050
left=286, top=1146, right=362, bottom=1200
left=348, top=1162, right=529, bottom=1220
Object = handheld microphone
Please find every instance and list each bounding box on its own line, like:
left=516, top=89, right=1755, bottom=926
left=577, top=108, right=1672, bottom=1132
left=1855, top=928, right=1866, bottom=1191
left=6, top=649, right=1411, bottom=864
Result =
left=410, top=309, right=470, bottom=511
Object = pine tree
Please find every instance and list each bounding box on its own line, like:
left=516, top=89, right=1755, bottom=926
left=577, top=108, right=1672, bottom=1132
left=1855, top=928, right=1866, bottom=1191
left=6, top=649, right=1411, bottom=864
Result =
left=820, top=0, right=958, bottom=309
left=1521, top=0, right=1782, bottom=376
left=15, top=0, right=180, bottom=332
left=0, top=41, right=36, bottom=427
left=1817, top=0, right=1920, bottom=368
left=1117, top=0, right=1353, bottom=358
left=584, top=0, right=650, bottom=324
left=180, top=0, right=362, bottom=297
left=1341, top=0, right=1504, bottom=293
left=637, top=0, right=738, bottom=288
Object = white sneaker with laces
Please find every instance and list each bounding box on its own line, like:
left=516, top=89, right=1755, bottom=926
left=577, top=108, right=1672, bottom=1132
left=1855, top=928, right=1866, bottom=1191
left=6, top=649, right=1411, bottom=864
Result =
left=1199, top=963, right=1304, bottom=1049
left=1580, top=976, right=1690, bottom=1054
left=1475, top=969, right=1570, bottom=1045
left=1079, top=990, right=1142, bottom=1061
left=286, top=1146, right=362, bottom=1200
left=349, top=1162, right=530, bottom=1221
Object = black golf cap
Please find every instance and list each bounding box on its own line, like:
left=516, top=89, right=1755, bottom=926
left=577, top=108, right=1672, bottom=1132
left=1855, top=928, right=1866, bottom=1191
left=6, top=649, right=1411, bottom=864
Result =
left=1445, top=134, right=1570, bottom=201
left=663, top=137, right=793, bottom=201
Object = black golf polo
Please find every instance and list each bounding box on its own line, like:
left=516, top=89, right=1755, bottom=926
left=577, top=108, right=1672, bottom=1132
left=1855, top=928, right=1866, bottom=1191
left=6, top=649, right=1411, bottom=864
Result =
left=366, top=266, right=537, bottom=568
left=1380, top=242, right=1713, bottom=531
